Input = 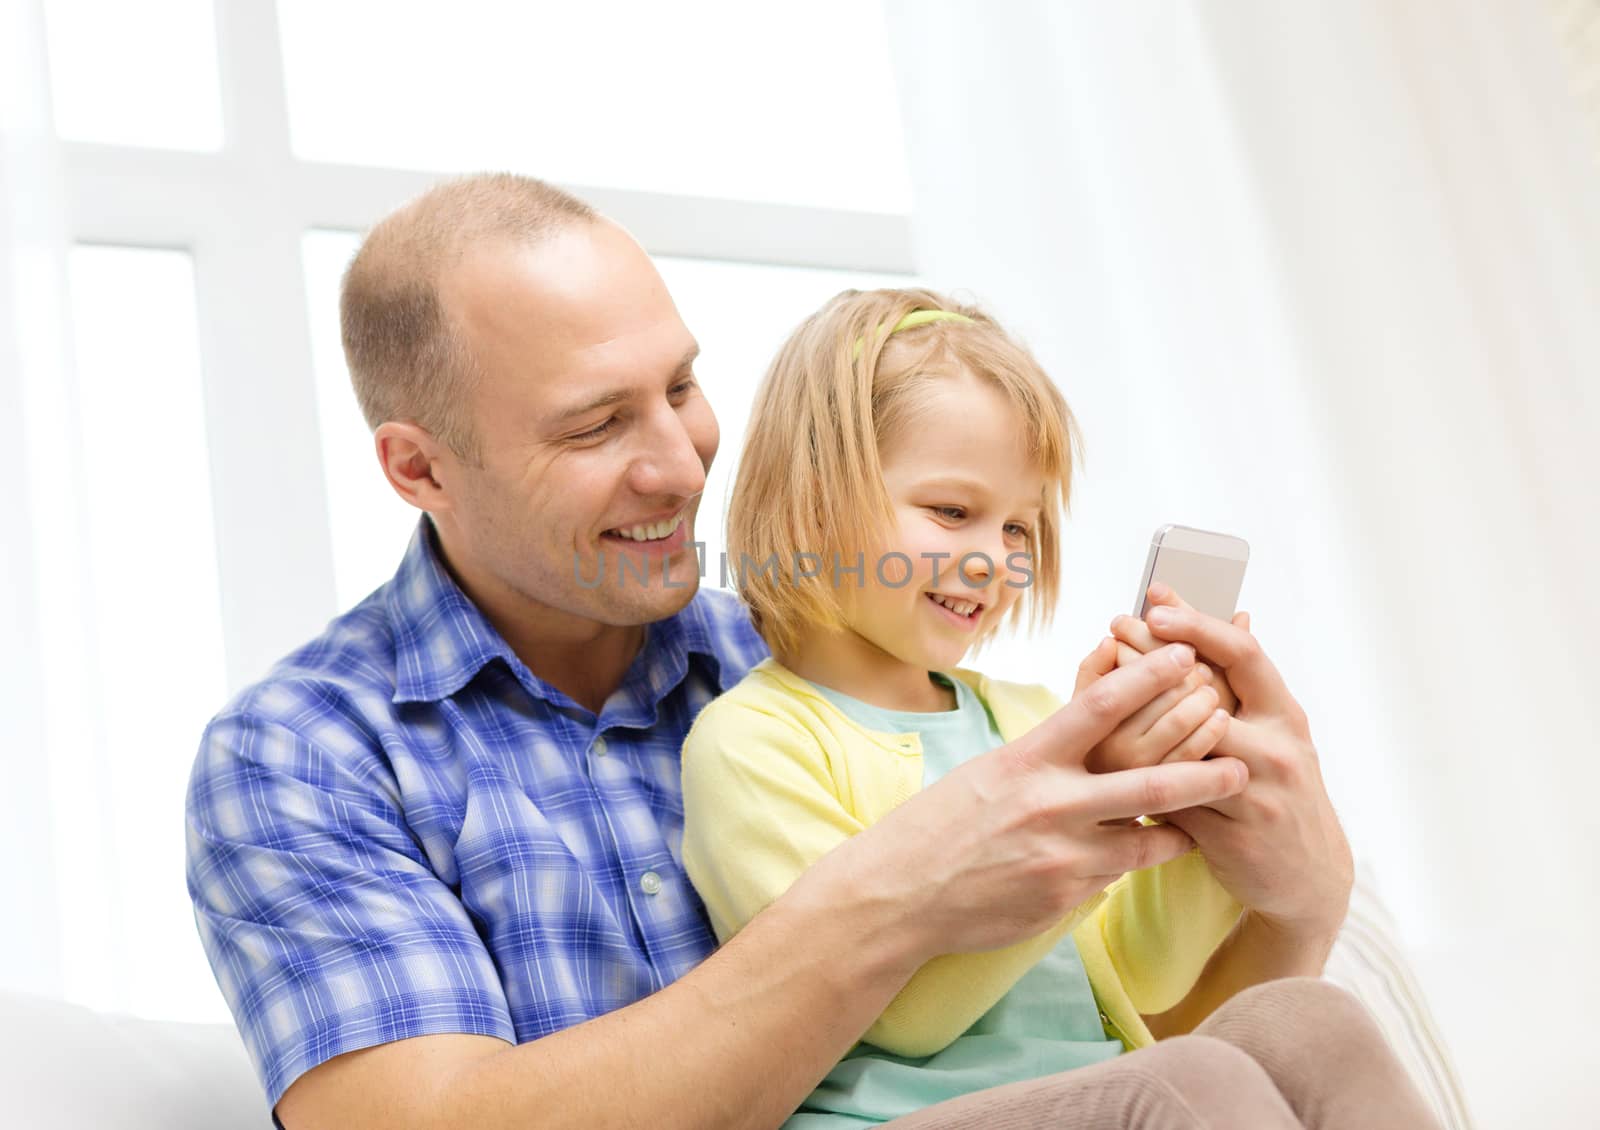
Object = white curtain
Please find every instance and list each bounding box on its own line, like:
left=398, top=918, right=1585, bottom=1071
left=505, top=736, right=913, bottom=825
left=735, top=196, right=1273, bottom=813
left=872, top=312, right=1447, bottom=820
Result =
left=886, top=2, right=1600, bottom=1124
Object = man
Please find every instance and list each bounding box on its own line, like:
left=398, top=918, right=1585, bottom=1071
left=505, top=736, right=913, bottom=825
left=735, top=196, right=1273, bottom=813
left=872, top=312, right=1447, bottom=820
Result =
left=186, top=173, right=1354, bottom=1130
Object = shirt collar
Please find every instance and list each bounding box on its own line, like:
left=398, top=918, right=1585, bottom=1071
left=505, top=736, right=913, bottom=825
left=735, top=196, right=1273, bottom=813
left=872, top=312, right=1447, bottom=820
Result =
left=386, top=518, right=520, bottom=704
left=386, top=517, right=735, bottom=706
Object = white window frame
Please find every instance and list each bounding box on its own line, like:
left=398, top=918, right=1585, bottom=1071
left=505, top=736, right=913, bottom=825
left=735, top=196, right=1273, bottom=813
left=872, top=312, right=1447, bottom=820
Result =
left=5, top=0, right=912, bottom=1003
left=63, top=0, right=914, bottom=687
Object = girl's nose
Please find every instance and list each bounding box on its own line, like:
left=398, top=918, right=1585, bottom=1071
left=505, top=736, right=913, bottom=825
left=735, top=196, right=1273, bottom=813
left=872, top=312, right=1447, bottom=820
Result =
left=958, top=546, right=995, bottom=591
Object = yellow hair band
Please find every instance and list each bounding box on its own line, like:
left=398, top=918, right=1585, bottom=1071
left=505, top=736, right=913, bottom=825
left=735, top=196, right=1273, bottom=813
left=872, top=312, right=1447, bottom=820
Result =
left=852, top=308, right=975, bottom=360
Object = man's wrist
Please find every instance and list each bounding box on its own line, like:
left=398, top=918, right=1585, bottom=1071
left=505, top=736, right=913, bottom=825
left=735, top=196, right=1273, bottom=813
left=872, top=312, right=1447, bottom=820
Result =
left=774, top=850, right=931, bottom=991
left=1239, top=907, right=1342, bottom=974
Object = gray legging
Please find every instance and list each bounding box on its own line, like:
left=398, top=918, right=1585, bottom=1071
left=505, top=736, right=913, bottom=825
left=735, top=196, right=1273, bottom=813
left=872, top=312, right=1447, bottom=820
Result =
left=883, top=977, right=1446, bottom=1129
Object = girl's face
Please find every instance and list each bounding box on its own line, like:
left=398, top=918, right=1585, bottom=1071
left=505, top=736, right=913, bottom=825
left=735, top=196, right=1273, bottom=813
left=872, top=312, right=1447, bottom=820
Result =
left=841, top=373, right=1047, bottom=673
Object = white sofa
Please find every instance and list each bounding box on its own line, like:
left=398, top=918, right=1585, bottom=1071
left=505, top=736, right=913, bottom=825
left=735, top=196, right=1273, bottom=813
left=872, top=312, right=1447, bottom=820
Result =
left=0, top=987, right=265, bottom=1129
left=0, top=865, right=1474, bottom=1129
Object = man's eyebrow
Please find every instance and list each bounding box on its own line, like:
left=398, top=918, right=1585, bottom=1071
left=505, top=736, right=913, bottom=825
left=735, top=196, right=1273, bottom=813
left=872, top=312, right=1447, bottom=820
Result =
left=551, top=388, right=628, bottom=425
left=549, top=345, right=701, bottom=426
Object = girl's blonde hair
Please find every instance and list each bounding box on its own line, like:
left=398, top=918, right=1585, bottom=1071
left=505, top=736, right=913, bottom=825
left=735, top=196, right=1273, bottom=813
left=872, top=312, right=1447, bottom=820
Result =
left=726, top=287, right=1084, bottom=660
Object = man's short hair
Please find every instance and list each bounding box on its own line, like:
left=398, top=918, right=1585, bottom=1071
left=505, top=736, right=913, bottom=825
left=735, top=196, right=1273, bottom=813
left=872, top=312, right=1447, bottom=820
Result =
left=340, top=172, right=597, bottom=460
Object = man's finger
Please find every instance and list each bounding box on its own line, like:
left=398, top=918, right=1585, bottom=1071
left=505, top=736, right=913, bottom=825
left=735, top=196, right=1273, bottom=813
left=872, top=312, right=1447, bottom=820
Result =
left=1026, top=643, right=1199, bottom=768
left=1205, top=712, right=1289, bottom=774
left=1084, top=821, right=1202, bottom=877
left=1075, top=755, right=1248, bottom=823
left=1154, top=803, right=1236, bottom=844
left=1143, top=605, right=1289, bottom=709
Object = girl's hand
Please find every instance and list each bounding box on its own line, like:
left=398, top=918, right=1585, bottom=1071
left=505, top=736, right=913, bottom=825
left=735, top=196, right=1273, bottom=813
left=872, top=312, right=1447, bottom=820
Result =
left=1072, top=635, right=1229, bottom=775
left=1111, top=583, right=1247, bottom=722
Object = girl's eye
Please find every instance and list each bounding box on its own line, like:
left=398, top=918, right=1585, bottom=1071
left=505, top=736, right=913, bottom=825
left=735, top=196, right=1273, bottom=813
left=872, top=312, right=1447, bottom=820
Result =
left=934, top=506, right=966, bottom=521
left=1004, top=522, right=1031, bottom=540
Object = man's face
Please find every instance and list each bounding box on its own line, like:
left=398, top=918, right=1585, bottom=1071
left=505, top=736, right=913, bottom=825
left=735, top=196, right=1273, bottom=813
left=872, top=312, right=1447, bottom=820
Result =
left=434, top=220, right=716, bottom=631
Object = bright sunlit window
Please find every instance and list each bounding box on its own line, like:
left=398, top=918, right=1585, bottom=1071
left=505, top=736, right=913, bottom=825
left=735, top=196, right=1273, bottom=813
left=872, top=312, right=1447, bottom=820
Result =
left=51, top=246, right=228, bottom=1021
left=20, top=0, right=914, bottom=1026
left=276, top=0, right=913, bottom=213
left=42, top=0, right=224, bottom=149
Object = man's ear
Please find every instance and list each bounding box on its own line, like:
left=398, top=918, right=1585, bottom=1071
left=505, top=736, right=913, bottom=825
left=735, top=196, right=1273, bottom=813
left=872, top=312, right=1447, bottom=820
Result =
left=375, top=421, right=454, bottom=513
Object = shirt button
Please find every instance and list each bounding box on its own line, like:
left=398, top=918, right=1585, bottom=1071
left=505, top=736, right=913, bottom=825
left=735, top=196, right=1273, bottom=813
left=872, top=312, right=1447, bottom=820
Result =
left=639, top=870, right=662, bottom=895
left=592, top=737, right=609, bottom=756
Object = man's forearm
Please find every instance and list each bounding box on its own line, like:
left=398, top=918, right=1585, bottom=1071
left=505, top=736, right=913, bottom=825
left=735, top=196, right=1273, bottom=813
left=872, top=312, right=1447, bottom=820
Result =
left=1139, top=909, right=1340, bottom=1041
left=433, top=877, right=923, bottom=1130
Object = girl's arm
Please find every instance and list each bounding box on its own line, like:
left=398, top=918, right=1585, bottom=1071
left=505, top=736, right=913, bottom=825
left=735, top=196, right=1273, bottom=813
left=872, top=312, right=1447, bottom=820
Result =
left=681, top=699, right=1112, bottom=1059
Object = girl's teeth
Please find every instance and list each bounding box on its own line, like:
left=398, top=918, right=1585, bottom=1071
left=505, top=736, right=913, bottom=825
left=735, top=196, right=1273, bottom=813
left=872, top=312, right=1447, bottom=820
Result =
left=931, top=593, right=980, bottom=617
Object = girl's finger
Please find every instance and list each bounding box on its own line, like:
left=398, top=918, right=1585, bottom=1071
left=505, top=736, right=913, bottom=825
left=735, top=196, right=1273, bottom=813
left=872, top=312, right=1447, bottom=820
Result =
left=1074, top=637, right=1118, bottom=698
left=1159, top=704, right=1231, bottom=764
left=1142, top=682, right=1221, bottom=751
left=1129, top=668, right=1212, bottom=736
left=1111, top=614, right=1162, bottom=658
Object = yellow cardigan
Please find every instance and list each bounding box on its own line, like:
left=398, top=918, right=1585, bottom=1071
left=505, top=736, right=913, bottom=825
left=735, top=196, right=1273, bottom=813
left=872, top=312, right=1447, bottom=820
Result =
left=680, top=658, right=1242, bottom=1058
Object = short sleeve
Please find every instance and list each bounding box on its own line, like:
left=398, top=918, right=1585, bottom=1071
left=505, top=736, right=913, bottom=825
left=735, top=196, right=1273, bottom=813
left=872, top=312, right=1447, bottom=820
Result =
left=185, top=710, right=516, bottom=1109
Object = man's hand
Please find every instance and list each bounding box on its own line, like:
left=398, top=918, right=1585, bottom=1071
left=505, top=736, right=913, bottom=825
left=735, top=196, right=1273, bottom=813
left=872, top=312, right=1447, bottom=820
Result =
left=1132, top=599, right=1354, bottom=939
left=1111, top=582, right=1243, bottom=718
left=796, top=642, right=1251, bottom=960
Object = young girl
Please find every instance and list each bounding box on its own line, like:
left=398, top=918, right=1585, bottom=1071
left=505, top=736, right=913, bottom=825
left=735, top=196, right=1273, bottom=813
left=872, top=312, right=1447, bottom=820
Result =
left=679, top=288, right=1243, bottom=1126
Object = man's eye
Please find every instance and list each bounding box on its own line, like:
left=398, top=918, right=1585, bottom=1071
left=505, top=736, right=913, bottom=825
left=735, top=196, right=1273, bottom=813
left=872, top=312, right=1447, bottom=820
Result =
left=571, top=417, right=619, bottom=441
left=670, top=378, right=696, bottom=397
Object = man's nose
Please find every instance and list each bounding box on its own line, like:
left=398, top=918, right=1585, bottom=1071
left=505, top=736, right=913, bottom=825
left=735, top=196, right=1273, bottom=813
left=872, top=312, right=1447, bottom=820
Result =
left=629, top=407, right=707, bottom=499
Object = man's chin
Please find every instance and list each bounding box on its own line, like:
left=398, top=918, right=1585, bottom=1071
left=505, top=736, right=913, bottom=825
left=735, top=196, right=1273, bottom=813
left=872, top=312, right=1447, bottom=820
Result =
left=588, top=564, right=701, bottom=624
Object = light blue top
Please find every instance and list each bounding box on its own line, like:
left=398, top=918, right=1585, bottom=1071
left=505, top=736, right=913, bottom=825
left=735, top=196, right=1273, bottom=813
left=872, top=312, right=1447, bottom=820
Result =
left=781, top=672, right=1123, bottom=1128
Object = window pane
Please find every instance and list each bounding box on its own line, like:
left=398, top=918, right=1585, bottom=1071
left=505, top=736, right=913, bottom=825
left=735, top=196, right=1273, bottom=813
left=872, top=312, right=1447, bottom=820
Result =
left=303, top=229, right=913, bottom=603
left=277, top=0, right=912, bottom=214
left=43, top=0, right=224, bottom=149
left=55, top=246, right=229, bottom=1020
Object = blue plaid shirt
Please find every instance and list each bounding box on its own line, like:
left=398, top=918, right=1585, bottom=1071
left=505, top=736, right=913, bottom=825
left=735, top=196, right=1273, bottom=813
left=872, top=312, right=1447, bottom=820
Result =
left=185, top=518, right=769, bottom=1112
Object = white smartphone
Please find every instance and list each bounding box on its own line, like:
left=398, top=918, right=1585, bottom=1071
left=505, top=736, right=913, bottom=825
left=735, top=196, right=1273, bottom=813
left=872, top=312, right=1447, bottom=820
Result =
left=1133, top=524, right=1249, bottom=621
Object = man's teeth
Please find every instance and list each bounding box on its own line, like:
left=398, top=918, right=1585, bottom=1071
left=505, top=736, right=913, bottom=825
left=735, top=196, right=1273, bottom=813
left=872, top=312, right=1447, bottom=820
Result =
left=608, top=512, right=685, bottom=541
left=930, top=593, right=981, bottom=617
